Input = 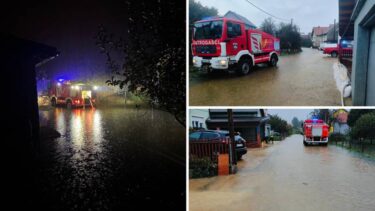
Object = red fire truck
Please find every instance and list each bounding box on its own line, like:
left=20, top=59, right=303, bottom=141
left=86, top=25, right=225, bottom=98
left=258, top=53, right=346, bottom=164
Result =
left=302, top=119, right=329, bottom=146
left=191, top=17, right=280, bottom=75
left=49, top=80, right=97, bottom=109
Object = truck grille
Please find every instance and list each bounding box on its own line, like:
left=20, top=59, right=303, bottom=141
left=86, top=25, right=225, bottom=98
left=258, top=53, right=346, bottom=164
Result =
left=195, top=45, right=217, bottom=54
left=313, top=137, right=321, bottom=141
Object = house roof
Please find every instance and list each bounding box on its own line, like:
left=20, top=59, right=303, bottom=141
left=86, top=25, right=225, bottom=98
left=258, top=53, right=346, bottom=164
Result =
left=224, top=11, right=257, bottom=29
left=2, top=34, right=59, bottom=66
left=312, top=26, right=330, bottom=36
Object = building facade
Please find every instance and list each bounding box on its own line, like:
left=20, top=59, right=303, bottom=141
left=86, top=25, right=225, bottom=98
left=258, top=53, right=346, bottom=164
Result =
left=350, top=0, right=375, bottom=105
left=311, top=26, right=330, bottom=48
left=189, top=109, right=209, bottom=130
left=205, top=109, right=269, bottom=148
left=331, top=109, right=350, bottom=135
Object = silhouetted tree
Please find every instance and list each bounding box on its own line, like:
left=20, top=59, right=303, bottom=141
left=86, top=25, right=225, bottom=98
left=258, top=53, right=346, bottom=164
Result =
left=291, top=117, right=301, bottom=129
left=269, top=115, right=289, bottom=135
left=350, top=113, right=375, bottom=139
left=348, top=109, right=375, bottom=127
left=277, top=22, right=302, bottom=52
left=95, top=0, right=185, bottom=126
left=260, top=17, right=277, bottom=36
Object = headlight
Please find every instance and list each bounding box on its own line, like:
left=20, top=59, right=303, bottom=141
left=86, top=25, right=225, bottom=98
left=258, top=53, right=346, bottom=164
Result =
left=93, top=86, right=98, bottom=90
left=75, top=86, right=80, bottom=90
left=192, top=59, right=196, bottom=63
left=219, top=60, right=227, bottom=65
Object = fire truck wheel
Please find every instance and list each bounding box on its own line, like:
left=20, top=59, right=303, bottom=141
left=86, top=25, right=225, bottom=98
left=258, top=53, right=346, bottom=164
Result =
left=331, top=51, right=338, bottom=58
left=66, top=101, right=72, bottom=109
left=51, top=98, right=56, bottom=107
left=236, top=58, right=251, bottom=76
left=303, top=141, right=308, bottom=146
left=269, top=54, right=278, bottom=67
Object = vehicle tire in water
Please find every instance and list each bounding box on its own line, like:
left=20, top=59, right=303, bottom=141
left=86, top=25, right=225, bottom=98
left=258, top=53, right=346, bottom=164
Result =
left=303, top=141, right=308, bottom=146
left=331, top=51, right=338, bottom=58
left=66, top=101, right=72, bottom=109
left=269, top=54, right=278, bottom=67
left=236, top=58, right=251, bottom=76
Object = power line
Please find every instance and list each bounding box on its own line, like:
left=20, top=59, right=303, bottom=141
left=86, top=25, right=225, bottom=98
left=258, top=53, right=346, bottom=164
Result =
left=243, top=0, right=290, bottom=22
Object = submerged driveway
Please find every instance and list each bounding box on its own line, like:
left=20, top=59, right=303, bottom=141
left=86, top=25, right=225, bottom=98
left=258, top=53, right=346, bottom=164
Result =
left=190, top=135, right=375, bottom=211
left=190, top=48, right=341, bottom=106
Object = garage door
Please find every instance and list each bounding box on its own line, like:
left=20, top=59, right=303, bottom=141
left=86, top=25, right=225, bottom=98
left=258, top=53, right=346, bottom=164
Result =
left=367, top=27, right=375, bottom=105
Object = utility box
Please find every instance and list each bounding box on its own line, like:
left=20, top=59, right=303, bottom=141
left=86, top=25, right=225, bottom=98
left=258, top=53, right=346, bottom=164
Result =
left=218, top=154, right=229, bottom=175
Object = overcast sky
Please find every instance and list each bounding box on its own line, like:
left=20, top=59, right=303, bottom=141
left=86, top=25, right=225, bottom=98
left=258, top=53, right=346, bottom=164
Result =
left=268, top=109, right=313, bottom=124
left=196, top=0, right=338, bottom=34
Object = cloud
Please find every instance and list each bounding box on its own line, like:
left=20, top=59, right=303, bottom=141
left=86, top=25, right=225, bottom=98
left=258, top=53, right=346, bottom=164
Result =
left=195, top=0, right=338, bottom=34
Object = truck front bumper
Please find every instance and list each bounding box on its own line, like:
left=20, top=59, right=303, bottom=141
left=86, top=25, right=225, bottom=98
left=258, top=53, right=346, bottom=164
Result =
left=304, top=137, right=329, bottom=144
left=192, top=56, right=229, bottom=70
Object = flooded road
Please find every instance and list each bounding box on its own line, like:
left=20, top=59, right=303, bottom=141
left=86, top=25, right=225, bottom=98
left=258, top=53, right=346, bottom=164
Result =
left=33, top=107, right=185, bottom=210
left=190, top=135, right=375, bottom=211
left=190, top=48, right=341, bottom=106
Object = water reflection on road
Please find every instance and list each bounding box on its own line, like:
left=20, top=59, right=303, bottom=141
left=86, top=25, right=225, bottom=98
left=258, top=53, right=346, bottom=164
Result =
left=190, top=134, right=375, bottom=211
left=190, top=48, right=341, bottom=106
left=36, top=107, right=185, bottom=210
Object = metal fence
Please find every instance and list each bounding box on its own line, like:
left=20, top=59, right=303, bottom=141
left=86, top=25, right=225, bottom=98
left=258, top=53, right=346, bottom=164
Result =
left=189, top=138, right=232, bottom=162
left=331, top=138, right=375, bottom=156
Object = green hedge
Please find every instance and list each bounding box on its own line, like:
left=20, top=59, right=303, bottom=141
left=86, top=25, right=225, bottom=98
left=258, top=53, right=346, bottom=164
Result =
left=189, top=156, right=218, bottom=178
left=329, top=133, right=347, bottom=142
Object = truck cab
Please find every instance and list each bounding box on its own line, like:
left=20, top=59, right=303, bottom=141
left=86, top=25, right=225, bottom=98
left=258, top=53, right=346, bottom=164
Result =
left=303, top=119, right=329, bottom=146
left=49, top=80, right=97, bottom=109
left=192, top=17, right=280, bottom=76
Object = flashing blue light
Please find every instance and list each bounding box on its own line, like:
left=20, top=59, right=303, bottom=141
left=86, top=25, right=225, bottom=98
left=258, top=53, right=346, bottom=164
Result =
left=58, top=78, right=64, bottom=82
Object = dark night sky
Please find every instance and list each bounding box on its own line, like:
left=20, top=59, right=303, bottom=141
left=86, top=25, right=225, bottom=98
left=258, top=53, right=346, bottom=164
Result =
left=1, top=1, right=129, bottom=80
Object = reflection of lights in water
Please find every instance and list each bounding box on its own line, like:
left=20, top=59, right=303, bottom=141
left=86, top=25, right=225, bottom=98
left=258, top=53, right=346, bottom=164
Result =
left=55, top=108, right=66, bottom=134
left=93, top=110, right=103, bottom=143
left=71, top=110, right=83, bottom=148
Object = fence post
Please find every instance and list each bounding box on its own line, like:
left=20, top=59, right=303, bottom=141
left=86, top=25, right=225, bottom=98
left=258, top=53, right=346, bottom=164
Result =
left=361, top=138, right=364, bottom=153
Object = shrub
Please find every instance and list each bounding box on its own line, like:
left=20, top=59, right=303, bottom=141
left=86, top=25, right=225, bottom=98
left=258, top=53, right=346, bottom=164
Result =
left=329, top=133, right=346, bottom=142
left=189, top=156, right=217, bottom=178
left=350, top=113, right=375, bottom=139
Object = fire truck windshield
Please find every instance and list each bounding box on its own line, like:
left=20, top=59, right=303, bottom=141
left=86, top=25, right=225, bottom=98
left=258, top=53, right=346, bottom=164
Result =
left=194, top=20, right=223, bottom=40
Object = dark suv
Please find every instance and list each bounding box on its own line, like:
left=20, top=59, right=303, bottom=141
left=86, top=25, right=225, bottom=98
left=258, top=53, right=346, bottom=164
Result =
left=189, top=130, right=247, bottom=160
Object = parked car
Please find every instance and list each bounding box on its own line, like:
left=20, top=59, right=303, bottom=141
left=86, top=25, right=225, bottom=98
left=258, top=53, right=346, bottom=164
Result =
left=323, top=43, right=339, bottom=57
left=189, top=130, right=247, bottom=160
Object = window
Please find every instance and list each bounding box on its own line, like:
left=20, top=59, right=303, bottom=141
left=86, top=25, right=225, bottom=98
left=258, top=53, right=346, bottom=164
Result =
left=201, top=132, right=220, bottom=140
left=194, top=21, right=223, bottom=40
left=227, top=22, right=242, bottom=38
left=189, top=132, right=201, bottom=140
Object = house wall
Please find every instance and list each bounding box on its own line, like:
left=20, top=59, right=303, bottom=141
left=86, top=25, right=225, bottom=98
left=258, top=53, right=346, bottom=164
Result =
left=352, top=0, right=375, bottom=105
left=333, top=122, right=350, bottom=135
left=189, top=109, right=209, bottom=129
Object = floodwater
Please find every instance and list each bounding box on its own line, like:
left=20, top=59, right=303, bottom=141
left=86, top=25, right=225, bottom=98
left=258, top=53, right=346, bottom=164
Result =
left=190, top=48, right=341, bottom=106
left=34, top=107, right=185, bottom=210
left=190, top=135, right=375, bottom=211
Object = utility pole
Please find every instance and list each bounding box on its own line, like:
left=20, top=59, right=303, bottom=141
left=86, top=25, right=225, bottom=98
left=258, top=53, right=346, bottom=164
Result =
left=227, top=109, right=237, bottom=173
left=291, top=18, right=293, bottom=26
left=334, top=19, right=336, bottom=43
